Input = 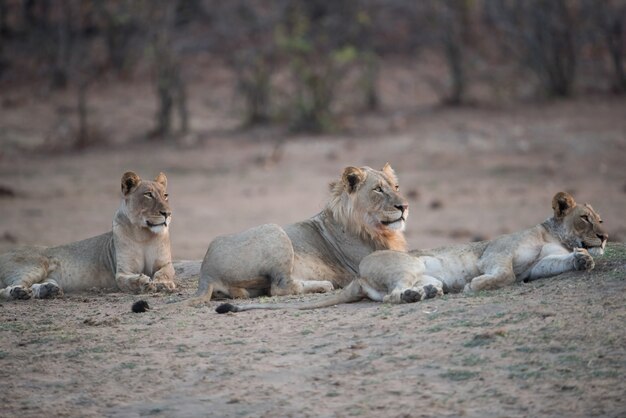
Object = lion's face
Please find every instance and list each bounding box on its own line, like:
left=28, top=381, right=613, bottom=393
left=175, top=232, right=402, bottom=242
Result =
left=329, top=164, right=408, bottom=250
left=121, top=172, right=172, bottom=234
left=552, top=192, right=608, bottom=256
left=356, top=166, right=408, bottom=232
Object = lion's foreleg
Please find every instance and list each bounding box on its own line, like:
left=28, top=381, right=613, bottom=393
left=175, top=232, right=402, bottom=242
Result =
left=528, top=248, right=594, bottom=281
left=271, top=278, right=334, bottom=296
left=115, top=249, right=155, bottom=293
left=298, top=280, right=334, bottom=294
left=229, top=287, right=251, bottom=299
left=115, top=272, right=155, bottom=293
left=152, top=262, right=176, bottom=292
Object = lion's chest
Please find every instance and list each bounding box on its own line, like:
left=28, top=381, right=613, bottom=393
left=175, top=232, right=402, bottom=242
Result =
left=138, top=242, right=166, bottom=277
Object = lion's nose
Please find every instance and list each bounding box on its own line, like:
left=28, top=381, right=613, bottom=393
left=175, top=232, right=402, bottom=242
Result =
left=395, top=204, right=408, bottom=213
left=160, top=210, right=171, bottom=219
left=597, top=232, right=608, bottom=242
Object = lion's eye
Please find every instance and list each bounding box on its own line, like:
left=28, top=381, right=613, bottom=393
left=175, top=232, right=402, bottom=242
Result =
left=374, top=186, right=383, bottom=193
left=164, top=193, right=169, bottom=201
left=144, top=192, right=153, bottom=199
left=394, top=185, right=399, bottom=191
left=581, top=215, right=590, bottom=223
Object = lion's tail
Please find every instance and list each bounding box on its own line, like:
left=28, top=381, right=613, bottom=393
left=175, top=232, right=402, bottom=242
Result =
left=215, top=280, right=365, bottom=314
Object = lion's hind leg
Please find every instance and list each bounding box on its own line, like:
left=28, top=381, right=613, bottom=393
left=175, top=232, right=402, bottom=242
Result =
left=0, top=252, right=60, bottom=300
left=464, top=254, right=516, bottom=293
left=0, top=285, right=32, bottom=300
left=380, top=273, right=426, bottom=304
left=464, top=268, right=515, bottom=293
left=385, top=274, right=443, bottom=304
left=400, top=275, right=444, bottom=303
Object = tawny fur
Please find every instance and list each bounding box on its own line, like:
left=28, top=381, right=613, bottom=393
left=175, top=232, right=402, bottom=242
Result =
left=0, top=172, right=176, bottom=300
left=190, top=164, right=409, bottom=305
left=217, top=191, right=607, bottom=313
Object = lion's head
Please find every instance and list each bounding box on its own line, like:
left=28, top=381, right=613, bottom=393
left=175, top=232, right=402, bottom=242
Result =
left=551, top=191, right=608, bottom=256
left=121, top=171, right=172, bottom=234
left=327, top=164, right=408, bottom=251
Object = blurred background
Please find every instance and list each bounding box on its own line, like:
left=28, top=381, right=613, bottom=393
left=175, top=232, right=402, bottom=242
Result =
left=0, top=0, right=625, bottom=259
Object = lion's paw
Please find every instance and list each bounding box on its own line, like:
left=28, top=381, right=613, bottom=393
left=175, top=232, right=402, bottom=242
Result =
left=154, top=281, right=176, bottom=293
left=319, top=281, right=334, bottom=293
left=302, top=280, right=334, bottom=294
left=423, top=284, right=442, bottom=299
left=9, top=286, right=32, bottom=300
left=140, top=282, right=157, bottom=293
left=32, top=282, right=63, bottom=299
left=573, top=248, right=595, bottom=271
left=125, top=274, right=155, bottom=293
left=401, top=289, right=422, bottom=303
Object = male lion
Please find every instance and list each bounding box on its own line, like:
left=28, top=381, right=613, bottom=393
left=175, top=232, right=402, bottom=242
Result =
left=0, top=172, right=176, bottom=300
left=216, top=191, right=607, bottom=313
left=191, top=164, right=408, bottom=304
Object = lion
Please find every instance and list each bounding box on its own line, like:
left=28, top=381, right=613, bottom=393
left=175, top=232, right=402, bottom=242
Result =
left=0, top=171, right=176, bottom=300
left=189, top=164, right=408, bottom=305
left=216, top=191, right=607, bottom=313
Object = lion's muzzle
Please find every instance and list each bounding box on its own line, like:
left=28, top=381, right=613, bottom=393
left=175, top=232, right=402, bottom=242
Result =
left=146, top=211, right=171, bottom=232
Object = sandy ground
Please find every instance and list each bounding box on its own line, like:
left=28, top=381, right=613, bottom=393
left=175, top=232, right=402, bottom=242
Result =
left=1, top=244, right=625, bottom=418
left=1, top=93, right=626, bottom=417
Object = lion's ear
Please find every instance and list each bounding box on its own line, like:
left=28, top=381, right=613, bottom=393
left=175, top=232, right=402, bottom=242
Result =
left=154, top=172, right=167, bottom=189
left=342, top=166, right=366, bottom=193
left=121, top=171, right=141, bottom=195
left=552, top=191, right=576, bottom=218
left=381, top=163, right=398, bottom=183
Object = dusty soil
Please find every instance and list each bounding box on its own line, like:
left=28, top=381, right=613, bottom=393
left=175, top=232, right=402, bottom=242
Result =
left=1, top=92, right=626, bottom=417
left=1, top=245, right=625, bottom=418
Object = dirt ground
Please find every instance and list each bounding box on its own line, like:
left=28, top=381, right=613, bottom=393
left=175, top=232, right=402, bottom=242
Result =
left=1, top=92, right=626, bottom=417
left=2, top=244, right=625, bottom=417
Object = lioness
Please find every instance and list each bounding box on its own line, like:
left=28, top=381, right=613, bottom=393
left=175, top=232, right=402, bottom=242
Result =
left=191, top=164, right=408, bottom=304
left=0, top=172, right=176, bottom=300
left=216, top=191, right=607, bottom=313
